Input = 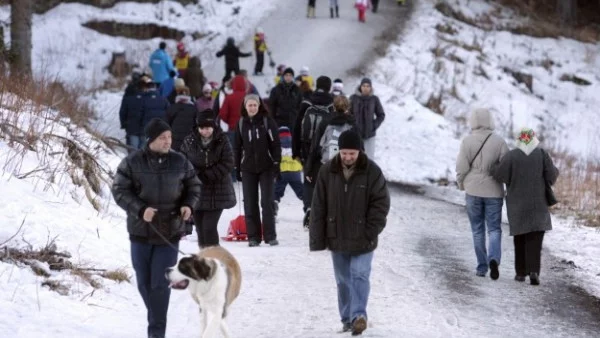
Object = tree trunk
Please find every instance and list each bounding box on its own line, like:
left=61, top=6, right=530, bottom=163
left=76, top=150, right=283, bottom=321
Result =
left=10, top=0, right=33, bottom=79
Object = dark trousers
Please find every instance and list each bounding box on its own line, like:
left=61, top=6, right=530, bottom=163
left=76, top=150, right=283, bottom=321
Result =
left=131, top=241, right=179, bottom=338
left=193, top=209, right=224, bottom=248
left=514, top=231, right=545, bottom=276
left=224, top=67, right=240, bottom=82
left=242, top=170, right=276, bottom=242
left=372, top=0, right=379, bottom=12
left=227, top=131, right=238, bottom=182
left=255, top=51, right=264, bottom=74
left=303, top=179, right=314, bottom=213
left=275, top=171, right=303, bottom=202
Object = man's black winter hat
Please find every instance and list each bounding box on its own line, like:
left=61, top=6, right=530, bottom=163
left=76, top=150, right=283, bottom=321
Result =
left=333, top=78, right=343, bottom=83
left=316, top=76, right=332, bottom=92
left=338, top=130, right=362, bottom=151
left=360, top=77, right=372, bottom=86
left=283, top=67, right=295, bottom=76
left=145, top=118, right=171, bottom=144
left=196, top=109, right=216, bottom=128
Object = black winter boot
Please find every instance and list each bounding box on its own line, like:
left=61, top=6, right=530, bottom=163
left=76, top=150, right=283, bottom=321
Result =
left=529, top=272, right=540, bottom=285
left=330, top=8, right=334, bottom=18
left=335, top=6, right=339, bottom=17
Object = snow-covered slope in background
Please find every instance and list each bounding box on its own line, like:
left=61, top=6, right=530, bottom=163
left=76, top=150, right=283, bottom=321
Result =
left=0, top=0, right=278, bottom=89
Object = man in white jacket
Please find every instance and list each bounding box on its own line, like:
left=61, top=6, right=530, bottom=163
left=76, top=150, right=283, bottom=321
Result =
left=456, top=108, right=509, bottom=280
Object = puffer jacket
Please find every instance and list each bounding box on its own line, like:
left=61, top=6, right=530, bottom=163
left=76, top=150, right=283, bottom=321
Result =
left=111, top=148, right=201, bottom=244
left=456, top=108, right=509, bottom=198
left=180, top=128, right=237, bottom=211
left=349, top=90, right=385, bottom=139
left=234, top=111, right=282, bottom=174
left=310, top=153, right=391, bottom=254
left=167, top=95, right=198, bottom=151
left=119, top=91, right=145, bottom=136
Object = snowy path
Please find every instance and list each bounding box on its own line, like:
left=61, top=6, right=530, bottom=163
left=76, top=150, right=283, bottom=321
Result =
left=204, top=0, right=411, bottom=95
left=152, top=186, right=600, bottom=338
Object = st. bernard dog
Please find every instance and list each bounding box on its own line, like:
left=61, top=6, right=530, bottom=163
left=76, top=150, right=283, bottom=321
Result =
left=166, top=246, right=241, bottom=338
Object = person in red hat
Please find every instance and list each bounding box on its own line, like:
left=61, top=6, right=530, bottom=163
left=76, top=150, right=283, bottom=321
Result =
left=174, top=42, right=190, bottom=78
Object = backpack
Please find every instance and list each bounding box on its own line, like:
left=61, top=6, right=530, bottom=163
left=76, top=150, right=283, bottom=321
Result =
left=301, top=102, right=332, bottom=147
left=238, top=117, right=274, bottom=143
left=319, top=123, right=354, bottom=163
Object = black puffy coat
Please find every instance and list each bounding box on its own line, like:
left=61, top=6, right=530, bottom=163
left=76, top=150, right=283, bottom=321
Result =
left=166, top=95, right=198, bottom=151
left=292, top=90, right=334, bottom=160
left=180, top=128, right=237, bottom=211
left=310, top=153, right=390, bottom=254
left=234, top=112, right=281, bottom=174
left=305, top=112, right=357, bottom=179
left=349, top=91, right=385, bottom=139
left=215, top=42, right=252, bottom=72
left=111, top=148, right=201, bottom=244
left=268, top=81, right=302, bottom=129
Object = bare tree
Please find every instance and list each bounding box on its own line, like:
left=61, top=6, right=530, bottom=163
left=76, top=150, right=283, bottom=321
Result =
left=10, top=0, right=33, bottom=79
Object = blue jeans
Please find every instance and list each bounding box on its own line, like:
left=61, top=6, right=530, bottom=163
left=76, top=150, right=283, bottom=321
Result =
left=127, top=135, right=145, bottom=151
left=465, top=194, right=503, bottom=274
left=131, top=241, right=179, bottom=338
left=274, top=171, right=303, bottom=201
left=331, top=251, right=374, bottom=324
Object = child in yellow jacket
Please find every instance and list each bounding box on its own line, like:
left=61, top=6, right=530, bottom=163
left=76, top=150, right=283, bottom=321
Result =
left=273, top=126, right=303, bottom=217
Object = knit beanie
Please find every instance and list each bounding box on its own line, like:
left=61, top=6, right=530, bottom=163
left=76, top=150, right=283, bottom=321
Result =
left=316, top=76, right=332, bottom=92
left=360, top=77, right=372, bottom=86
left=202, top=83, right=212, bottom=93
left=174, top=78, right=186, bottom=89
left=196, top=109, right=216, bottom=128
left=279, top=126, right=292, bottom=149
left=332, top=78, right=344, bottom=91
left=145, top=118, right=171, bottom=144
left=338, top=130, right=362, bottom=151
left=283, top=67, right=295, bottom=77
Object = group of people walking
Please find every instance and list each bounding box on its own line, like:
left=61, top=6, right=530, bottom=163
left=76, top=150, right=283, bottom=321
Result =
left=456, top=108, right=559, bottom=286
left=306, top=0, right=406, bottom=21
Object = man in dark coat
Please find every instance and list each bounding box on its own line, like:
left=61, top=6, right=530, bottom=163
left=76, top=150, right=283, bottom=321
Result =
left=119, top=78, right=145, bottom=151
left=268, top=67, right=302, bottom=130
left=180, top=110, right=237, bottom=248
left=111, top=118, right=201, bottom=338
left=292, top=75, right=334, bottom=225
left=349, top=77, right=385, bottom=159
left=310, top=130, right=390, bottom=336
left=140, top=76, right=170, bottom=142
left=215, top=37, right=252, bottom=82
left=166, top=86, right=198, bottom=151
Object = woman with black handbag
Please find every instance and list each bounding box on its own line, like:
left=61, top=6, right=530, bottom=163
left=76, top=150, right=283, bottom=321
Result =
left=492, top=128, right=559, bottom=285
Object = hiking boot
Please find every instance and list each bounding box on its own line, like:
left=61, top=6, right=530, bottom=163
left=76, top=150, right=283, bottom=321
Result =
left=351, top=316, right=367, bottom=336
left=303, top=209, right=311, bottom=229
left=248, top=240, right=260, bottom=247
left=514, top=275, right=526, bottom=282
left=489, top=260, right=499, bottom=280
left=529, top=272, right=540, bottom=286
left=266, top=239, right=279, bottom=246
left=342, top=322, right=352, bottom=332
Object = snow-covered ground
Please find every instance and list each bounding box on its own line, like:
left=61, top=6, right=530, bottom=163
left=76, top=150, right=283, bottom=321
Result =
left=2, top=0, right=600, bottom=337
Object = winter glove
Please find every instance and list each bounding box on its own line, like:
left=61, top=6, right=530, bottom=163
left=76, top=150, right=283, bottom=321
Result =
left=235, top=169, right=243, bottom=182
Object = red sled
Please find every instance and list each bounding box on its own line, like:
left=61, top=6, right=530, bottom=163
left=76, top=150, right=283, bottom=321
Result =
left=222, top=215, right=248, bottom=241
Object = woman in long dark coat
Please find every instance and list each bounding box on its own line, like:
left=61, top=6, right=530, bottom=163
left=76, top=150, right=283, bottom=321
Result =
left=492, top=128, right=559, bottom=285
left=180, top=109, right=236, bottom=248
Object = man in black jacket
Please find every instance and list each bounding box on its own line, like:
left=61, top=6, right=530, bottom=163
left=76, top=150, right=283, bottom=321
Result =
left=215, top=37, right=252, bottom=82
left=292, top=75, right=333, bottom=226
left=309, top=130, right=390, bottom=336
left=268, top=67, right=302, bottom=130
left=111, top=118, right=201, bottom=338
